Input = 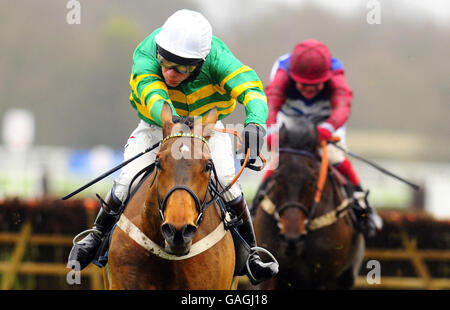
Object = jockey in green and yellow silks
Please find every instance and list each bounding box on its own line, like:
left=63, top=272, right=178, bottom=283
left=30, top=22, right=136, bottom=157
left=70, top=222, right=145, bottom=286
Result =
left=129, top=28, right=268, bottom=128
left=69, top=9, right=278, bottom=285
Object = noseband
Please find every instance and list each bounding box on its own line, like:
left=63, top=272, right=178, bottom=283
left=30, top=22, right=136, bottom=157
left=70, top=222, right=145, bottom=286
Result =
left=156, top=174, right=212, bottom=226
left=155, top=132, right=214, bottom=226
left=277, top=202, right=309, bottom=219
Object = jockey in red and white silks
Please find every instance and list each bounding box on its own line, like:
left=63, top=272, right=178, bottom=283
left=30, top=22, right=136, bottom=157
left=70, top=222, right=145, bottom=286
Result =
left=266, top=40, right=355, bottom=184
left=264, top=39, right=382, bottom=238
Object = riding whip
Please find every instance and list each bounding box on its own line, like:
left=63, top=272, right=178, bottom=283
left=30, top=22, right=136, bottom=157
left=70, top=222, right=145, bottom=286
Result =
left=331, top=142, right=420, bottom=190
left=61, top=141, right=161, bottom=200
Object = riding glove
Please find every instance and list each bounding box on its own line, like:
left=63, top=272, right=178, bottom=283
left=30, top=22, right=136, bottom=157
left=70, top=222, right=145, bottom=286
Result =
left=240, top=123, right=266, bottom=166
left=317, top=126, right=332, bottom=143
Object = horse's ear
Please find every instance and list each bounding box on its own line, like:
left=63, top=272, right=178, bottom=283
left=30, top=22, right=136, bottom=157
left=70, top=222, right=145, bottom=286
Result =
left=160, top=101, right=174, bottom=137
left=195, top=107, right=217, bottom=139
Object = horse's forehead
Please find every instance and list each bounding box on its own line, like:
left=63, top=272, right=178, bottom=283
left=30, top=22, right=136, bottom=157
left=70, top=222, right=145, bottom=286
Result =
left=162, top=138, right=211, bottom=161
left=182, top=140, right=212, bottom=160
left=179, top=143, right=190, bottom=156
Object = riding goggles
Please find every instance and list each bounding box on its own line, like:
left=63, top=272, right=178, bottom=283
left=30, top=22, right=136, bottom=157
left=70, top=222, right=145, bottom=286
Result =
left=157, top=53, right=197, bottom=74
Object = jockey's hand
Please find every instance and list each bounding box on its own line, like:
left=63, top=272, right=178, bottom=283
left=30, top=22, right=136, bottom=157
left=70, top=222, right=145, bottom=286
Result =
left=240, top=123, right=266, bottom=166
left=317, top=126, right=332, bottom=143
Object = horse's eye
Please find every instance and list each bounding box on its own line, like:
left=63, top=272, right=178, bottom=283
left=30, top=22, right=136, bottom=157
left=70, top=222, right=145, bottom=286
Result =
left=205, top=162, right=213, bottom=172
left=155, top=160, right=162, bottom=170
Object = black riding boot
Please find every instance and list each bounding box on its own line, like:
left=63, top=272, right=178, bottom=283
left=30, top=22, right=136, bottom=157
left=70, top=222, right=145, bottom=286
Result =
left=68, top=190, right=122, bottom=270
left=351, top=184, right=383, bottom=239
left=226, top=195, right=279, bottom=285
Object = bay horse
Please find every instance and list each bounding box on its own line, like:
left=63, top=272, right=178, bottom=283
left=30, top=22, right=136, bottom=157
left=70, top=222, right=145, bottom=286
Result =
left=251, top=116, right=365, bottom=289
left=105, top=104, right=236, bottom=289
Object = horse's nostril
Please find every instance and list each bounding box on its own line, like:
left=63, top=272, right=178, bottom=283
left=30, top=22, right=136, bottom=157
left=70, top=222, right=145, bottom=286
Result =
left=181, top=224, right=197, bottom=242
left=161, top=223, right=197, bottom=245
left=161, top=223, right=175, bottom=241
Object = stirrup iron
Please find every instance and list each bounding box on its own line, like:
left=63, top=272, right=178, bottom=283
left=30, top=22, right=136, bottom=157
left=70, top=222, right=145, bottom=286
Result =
left=72, top=228, right=102, bottom=246
left=245, top=246, right=279, bottom=284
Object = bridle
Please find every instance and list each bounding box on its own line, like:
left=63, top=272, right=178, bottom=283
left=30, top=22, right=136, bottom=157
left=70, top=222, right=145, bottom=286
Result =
left=153, top=130, right=265, bottom=227
left=276, top=202, right=310, bottom=221
left=263, top=139, right=351, bottom=239
left=272, top=143, right=330, bottom=236
left=276, top=147, right=319, bottom=221
left=116, top=127, right=265, bottom=231
left=110, top=130, right=273, bottom=265
left=156, top=177, right=212, bottom=226
left=153, top=132, right=216, bottom=226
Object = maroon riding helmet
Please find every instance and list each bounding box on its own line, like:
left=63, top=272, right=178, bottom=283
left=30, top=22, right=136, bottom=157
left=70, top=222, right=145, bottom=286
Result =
left=290, top=39, right=332, bottom=84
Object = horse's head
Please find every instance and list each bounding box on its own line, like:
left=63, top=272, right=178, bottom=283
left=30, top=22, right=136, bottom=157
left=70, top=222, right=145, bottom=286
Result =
left=274, top=116, right=321, bottom=255
left=278, top=116, right=318, bottom=152
left=154, top=103, right=217, bottom=255
left=276, top=199, right=309, bottom=256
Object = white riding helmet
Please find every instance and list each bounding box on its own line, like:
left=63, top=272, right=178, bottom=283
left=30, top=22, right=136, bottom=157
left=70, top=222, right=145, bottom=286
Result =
left=155, top=9, right=212, bottom=61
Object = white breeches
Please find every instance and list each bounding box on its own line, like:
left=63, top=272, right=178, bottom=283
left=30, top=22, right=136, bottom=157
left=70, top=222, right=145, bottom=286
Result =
left=113, top=120, right=242, bottom=203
